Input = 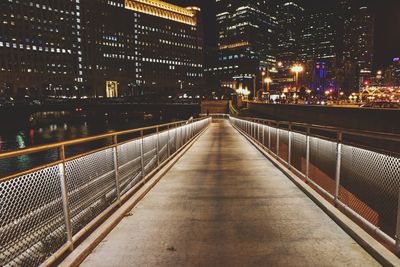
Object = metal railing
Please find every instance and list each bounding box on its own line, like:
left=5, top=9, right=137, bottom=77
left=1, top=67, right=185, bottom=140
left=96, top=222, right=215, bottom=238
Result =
left=229, top=115, right=400, bottom=252
left=0, top=117, right=211, bottom=266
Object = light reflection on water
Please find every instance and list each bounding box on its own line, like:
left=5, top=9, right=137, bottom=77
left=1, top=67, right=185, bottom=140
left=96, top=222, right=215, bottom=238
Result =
left=0, top=112, right=158, bottom=177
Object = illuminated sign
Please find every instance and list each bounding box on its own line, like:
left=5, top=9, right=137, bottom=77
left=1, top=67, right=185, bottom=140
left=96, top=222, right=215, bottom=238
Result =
left=218, top=41, right=250, bottom=50
left=125, top=0, right=198, bottom=26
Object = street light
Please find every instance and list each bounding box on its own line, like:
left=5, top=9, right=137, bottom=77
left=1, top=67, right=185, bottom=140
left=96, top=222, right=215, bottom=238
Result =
left=264, top=77, right=272, bottom=102
left=242, top=88, right=250, bottom=101
left=291, top=64, right=304, bottom=90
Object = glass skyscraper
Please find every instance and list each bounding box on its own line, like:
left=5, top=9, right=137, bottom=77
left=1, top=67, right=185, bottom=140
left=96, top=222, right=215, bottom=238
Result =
left=214, top=0, right=277, bottom=93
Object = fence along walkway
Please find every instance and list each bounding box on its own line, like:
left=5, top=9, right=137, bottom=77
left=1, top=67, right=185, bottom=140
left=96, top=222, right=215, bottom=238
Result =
left=80, top=120, right=378, bottom=267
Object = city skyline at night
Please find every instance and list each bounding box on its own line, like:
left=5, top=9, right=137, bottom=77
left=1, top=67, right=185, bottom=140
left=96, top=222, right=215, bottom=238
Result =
left=0, top=0, right=204, bottom=98
left=1, top=0, right=399, bottom=99
left=0, top=1, right=399, bottom=267
left=170, top=0, right=400, bottom=69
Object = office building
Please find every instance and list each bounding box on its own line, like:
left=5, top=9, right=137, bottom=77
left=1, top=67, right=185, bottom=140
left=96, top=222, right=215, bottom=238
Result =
left=212, top=0, right=278, bottom=93
left=273, top=0, right=304, bottom=90
left=0, top=0, right=81, bottom=98
left=353, top=6, right=375, bottom=82
left=299, top=10, right=338, bottom=92
left=385, top=57, right=400, bottom=87
left=0, top=0, right=204, bottom=98
left=276, top=0, right=304, bottom=65
left=340, top=2, right=375, bottom=90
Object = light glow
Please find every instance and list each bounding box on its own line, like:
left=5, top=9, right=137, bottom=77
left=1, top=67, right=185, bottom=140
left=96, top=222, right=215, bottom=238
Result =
left=125, top=0, right=198, bottom=26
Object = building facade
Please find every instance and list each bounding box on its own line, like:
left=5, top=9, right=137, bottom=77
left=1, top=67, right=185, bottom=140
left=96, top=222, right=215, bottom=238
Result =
left=299, top=10, right=338, bottom=93
left=125, top=1, right=203, bottom=98
left=353, top=6, right=375, bottom=83
left=339, top=1, right=375, bottom=91
left=385, top=57, right=400, bottom=87
left=212, top=0, right=277, bottom=94
left=276, top=0, right=304, bottom=66
left=274, top=0, right=304, bottom=90
left=0, top=0, right=204, bottom=98
left=0, top=0, right=81, bottom=98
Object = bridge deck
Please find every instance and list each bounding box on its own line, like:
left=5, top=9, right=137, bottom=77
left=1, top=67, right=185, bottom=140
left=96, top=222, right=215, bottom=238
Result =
left=81, top=121, right=378, bottom=267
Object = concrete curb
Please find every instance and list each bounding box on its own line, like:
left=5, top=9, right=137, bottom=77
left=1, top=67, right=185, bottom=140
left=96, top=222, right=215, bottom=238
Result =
left=233, top=124, right=400, bottom=267
left=58, top=125, right=210, bottom=267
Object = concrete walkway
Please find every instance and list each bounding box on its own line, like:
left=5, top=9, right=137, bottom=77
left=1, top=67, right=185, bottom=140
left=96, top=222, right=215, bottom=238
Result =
left=81, top=121, right=378, bottom=267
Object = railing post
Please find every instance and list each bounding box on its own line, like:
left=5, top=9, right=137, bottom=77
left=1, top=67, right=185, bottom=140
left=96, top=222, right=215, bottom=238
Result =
left=276, top=124, right=280, bottom=156
left=334, top=132, right=343, bottom=206
left=59, top=145, right=73, bottom=250
left=288, top=124, right=292, bottom=165
left=262, top=122, right=265, bottom=147
left=181, top=123, right=184, bottom=145
left=268, top=122, right=271, bottom=149
left=156, top=127, right=160, bottom=166
left=112, top=135, right=121, bottom=202
left=396, top=192, right=400, bottom=255
left=140, top=130, right=145, bottom=179
left=167, top=125, right=170, bottom=157
left=175, top=123, right=179, bottom=151
left=305, top=127, right=310, bottom=182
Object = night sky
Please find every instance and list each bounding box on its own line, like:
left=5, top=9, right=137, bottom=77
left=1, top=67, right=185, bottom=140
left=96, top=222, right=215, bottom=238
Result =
left=169, top=0, right=400, bottom=70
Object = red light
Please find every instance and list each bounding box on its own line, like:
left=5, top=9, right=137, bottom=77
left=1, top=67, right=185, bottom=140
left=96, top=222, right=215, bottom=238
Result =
left=29, top=129, right=35, bottom=145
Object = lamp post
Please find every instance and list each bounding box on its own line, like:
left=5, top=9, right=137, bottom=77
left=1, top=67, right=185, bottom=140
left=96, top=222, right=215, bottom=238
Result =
left=261, top=71, right=266, bottom=92
left=291, top=64, right=304, bottom=91
left=252, top=74, right=257, bottom=101
left=264, top=77, right=272, bottom=102
left=241, top=88, right=250, bottom=101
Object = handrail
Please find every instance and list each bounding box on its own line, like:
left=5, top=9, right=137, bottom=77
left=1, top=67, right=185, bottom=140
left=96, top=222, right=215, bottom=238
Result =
left=0, top=116, right=212, bottom=267
left=0, top=117, right=208, bottom=183
left=0, top=117, right=205, bottom=160
left=229, top=115, right=400, bottom=254
left=234, top=115, right=400, bottom=143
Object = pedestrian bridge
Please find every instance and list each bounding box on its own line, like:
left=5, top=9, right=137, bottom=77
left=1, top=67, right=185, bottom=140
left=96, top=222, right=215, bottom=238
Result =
left=1, top=116, right=399, bottom=266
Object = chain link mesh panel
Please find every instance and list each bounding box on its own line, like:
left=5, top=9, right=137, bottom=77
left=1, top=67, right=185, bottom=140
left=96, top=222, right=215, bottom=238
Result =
left=260, top=125, right=267, bottom=147
left=117, top=139, right=142, bottom=195
left=270, top=127, right=278, bottom=154
left=0, top=118, right=211, bottom=266
left=169, top=128, right=177, bottom=155
left=279, top=129, right=289, bottom=162
left=231, top=116, right=400, bottom=246
left=66, top=148, right=117, bottom=236
left=158, top=130, right=169, bottom=164
left=143, top=135, right=158, bottom=176
left=0, top=165, right=66, bottom=266
left=340, top=145, right=400, bottom=238
left=309, top=136, right=337, bottom=195
left=291, top=132, right=307, bottom=175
